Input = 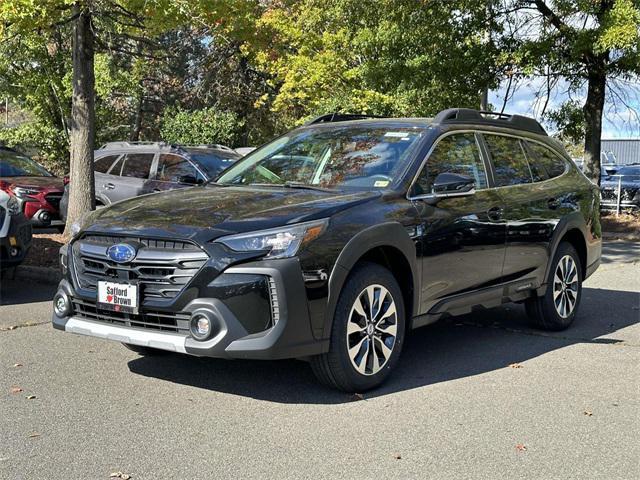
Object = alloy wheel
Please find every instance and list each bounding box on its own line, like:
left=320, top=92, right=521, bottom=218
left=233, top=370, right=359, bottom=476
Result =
left=346, top=284, right=398, bottom=376
left=553, top=255, right=579, bottom=318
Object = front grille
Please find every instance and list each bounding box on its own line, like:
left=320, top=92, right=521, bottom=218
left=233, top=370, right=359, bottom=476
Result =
left=72, top=298, right=190, bottom=334
left=71, top=234, right=208, bottom=301
left=45, top=193, right=63, bottom=210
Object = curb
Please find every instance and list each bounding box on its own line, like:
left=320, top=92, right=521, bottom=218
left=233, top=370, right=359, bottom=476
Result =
left=11, top=265, right=62, bottom=286
left=602, top=232, right=640, bottom=242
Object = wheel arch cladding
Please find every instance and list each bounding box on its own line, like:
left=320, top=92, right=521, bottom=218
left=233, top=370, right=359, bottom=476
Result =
left=324, top=222, right=419, bottom=339
left=560, top=228, right=587, bottom=280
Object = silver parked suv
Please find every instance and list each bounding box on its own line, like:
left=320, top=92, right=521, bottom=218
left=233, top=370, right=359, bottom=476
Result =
left=61, top=142, right=240, bottom=219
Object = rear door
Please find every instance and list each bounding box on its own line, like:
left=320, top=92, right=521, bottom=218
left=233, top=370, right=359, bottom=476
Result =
left=411, top=132, right=506, bottom=313
left=105, top=152, right=155, bottom=202
left=94, top=154, right=123, bottom=204
left=481, top=133, right=568, bottom=286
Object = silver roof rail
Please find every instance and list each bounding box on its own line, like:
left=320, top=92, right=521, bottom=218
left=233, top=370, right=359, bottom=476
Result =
left=99, top=141, right=172, bottom=150
left=182, top=144, right=234, bottom=151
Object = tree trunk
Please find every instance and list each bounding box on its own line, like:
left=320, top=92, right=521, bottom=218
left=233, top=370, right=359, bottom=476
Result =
left=65, top=2, right=96, bottom=233
left=582, top=65, right=606, bottom=186
left=130, top=91, right=144, bottom=141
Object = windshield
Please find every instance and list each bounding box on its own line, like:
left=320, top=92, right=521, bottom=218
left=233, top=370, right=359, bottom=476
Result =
left=187, top=150, right=239, bottom=177
left=216, top=125, right=425, bottom=189
left=0, top=149, right=52, bottom=177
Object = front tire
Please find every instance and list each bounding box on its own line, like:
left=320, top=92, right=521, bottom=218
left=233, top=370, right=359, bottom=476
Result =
left=311, top=262, right=405, bottom=392
left=525, top=242, right=582, bottom=331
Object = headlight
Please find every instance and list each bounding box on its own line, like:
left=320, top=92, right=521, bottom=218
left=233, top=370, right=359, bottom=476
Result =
left=6, top=196, right=20, bottom=216
left=12, top=186, right=40, bottom=197
left=216, top=219, right=328, bottom=259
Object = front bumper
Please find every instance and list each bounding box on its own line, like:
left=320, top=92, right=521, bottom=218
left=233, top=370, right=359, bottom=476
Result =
left=52, top=258, right=327, bottom=360
left=0, top=213, right=32, bottom=268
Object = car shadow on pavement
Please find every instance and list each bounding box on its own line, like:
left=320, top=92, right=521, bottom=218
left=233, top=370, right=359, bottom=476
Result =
left=0, top=274, right=58, bottom=305
left=127, top=287, right=639, bottom=404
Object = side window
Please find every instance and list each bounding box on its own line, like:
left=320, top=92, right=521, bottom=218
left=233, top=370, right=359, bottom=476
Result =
left=119, top=153, right=154, bottom=179
left=484, top=135, right=533, bottom=186
left=526, top=142, right=568, bottom=180
left=413, top=133, right=487, bottom=196
left=94, top=155, right=120, bottom=174
left=156, top=154, right=203, bottom=183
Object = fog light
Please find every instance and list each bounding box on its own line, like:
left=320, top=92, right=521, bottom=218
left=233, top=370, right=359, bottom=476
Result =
left=53, top=293, right=70, bottom=317
left=190, top=312, right=213, bottom=340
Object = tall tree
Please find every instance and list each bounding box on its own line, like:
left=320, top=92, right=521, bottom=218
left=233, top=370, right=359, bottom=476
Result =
left=495, top=0, right=640, bottom=184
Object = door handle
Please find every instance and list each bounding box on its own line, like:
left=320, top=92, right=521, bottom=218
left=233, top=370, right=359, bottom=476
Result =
left=103, top=183, right=115, bottom=190
left=487, top=206, right=503, bottom=221
left=547, top=198, right=560, bottom=210
left=152, top=188, right=161, bottom=192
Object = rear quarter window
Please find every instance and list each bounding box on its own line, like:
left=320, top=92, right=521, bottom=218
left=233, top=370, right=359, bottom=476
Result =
left=526, top=142, right=568, bottom=181
left=484, top=134, right=533, bottom=186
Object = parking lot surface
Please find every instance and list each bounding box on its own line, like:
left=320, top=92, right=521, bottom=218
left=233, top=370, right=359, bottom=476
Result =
left=1, top=242, right=639, bottom=479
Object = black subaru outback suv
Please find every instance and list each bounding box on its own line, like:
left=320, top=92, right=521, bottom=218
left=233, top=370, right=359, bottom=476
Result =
left=52, top=109, right=602, bottom=391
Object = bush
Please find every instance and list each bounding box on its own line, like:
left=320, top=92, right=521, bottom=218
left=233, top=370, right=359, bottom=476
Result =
left=160, top=108, right=244, bottom=147
left=0, top=122, right=69, bottom=175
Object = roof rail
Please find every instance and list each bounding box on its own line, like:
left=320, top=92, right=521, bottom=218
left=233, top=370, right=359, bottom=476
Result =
left=182, top=144, right=234, bottom=151
left=99, top=141, right=172, bottom=150
left=433, top=108, right=547, bottom=136
left=305, top=113, right=385, bottom=125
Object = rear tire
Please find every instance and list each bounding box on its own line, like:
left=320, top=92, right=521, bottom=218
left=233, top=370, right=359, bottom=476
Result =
left=122, top=343, right=170, bottom=356
left=311, top=262, right=405, bottom=392
left=525, top=242, right=582, bottom=331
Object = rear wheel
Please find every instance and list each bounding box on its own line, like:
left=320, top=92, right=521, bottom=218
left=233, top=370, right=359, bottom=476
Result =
left=525, top=242, right=582, bottom=331
left=122, top=343, right=170, bottom=356
left=311, top=263, right=405, bottom=392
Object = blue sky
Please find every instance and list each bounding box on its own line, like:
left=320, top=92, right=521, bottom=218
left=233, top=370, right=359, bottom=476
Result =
left=490, top=78, right=640, bottom=139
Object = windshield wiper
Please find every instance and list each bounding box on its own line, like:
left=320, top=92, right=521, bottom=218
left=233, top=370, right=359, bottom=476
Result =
left=249, top=182, right=335, bottom=192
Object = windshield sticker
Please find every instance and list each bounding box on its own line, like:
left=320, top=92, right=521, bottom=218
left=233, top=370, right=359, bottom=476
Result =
left=384, top=132, right=410, bottom=138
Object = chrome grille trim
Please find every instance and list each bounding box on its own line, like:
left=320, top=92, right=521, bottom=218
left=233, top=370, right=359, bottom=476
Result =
left=71, top=235, right=209, bottom=301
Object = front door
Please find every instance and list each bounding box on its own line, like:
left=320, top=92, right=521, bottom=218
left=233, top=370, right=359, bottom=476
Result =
left=410, top=132, right=506, bottom=314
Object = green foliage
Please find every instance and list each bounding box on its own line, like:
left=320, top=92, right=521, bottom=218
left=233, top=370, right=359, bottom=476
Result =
left=160, top=108, right=244, bottom=146
left=0, top=122, right=69, bottom=174
left=253, top=0, right=499, bottom=127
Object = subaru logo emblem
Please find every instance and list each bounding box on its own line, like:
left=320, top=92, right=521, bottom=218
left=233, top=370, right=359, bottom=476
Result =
left=107, top=243, right=137, bottom=264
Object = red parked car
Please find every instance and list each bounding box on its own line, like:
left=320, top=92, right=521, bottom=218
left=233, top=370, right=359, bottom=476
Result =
left=0, top=146, right=65, bottom=229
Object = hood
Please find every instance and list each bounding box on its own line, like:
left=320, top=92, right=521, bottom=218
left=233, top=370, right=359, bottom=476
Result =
left=84, top=185, right=379, bottom=241
left=0, top=175, right=64, bottom=190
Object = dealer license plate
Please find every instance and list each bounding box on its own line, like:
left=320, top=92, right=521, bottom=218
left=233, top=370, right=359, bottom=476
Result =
left=98, top=281, right=139, bottom=314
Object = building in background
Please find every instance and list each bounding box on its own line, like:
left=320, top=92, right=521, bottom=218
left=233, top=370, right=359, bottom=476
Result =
left=601, top=139, right=640, bottom=165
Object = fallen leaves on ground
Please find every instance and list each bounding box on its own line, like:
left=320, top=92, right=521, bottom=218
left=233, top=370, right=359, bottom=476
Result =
left=28, top=432, right=41, bottom=438
left=13, top=363, right=23, bottom=368
left=25, top=395, right=36, bottom=400
left=350, top=393, right=364, bottom=401
left=392, top=453, right=402, bottom=460
left=110, top=472, right=132, bottom=479
left=10, top=387, right=23, bottom=394
left=584, top=410, right=593, bottom=416
left=509, top=363, right=523, bottom=369
left=515, top=444, right=527, bottom=452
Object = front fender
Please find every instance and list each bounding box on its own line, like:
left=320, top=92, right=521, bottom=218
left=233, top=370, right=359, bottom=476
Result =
left=322, top=222, right=420, bottom=340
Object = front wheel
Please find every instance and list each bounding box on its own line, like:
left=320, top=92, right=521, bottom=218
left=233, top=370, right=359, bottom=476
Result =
left=311, top=262, right=405, bottom=392
left=525, top=242, right=582, bottom=331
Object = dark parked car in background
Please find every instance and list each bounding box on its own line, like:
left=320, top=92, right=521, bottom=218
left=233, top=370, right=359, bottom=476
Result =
left=0, top=146, right=65, bottom=228
left=600, top=164, right=640, bottom=210
left=53, top=109, right=601, bottom=392
left=60, top=142, right=241, bottom=221
left=0, top=189, right=33, bottom=268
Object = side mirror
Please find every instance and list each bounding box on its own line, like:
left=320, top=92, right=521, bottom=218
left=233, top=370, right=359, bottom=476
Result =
left=178, top=174, right=198, bottom=185
left=432, top=172, right=476, bottom=194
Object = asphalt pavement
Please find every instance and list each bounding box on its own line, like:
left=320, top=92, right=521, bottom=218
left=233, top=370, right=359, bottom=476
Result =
left=1, top=241, right=639, bottom=480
